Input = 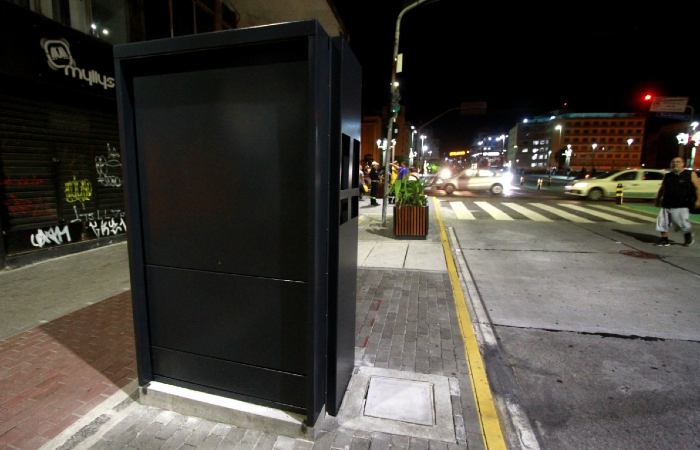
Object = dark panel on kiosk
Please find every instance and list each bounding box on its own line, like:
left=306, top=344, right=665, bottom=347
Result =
left=327, top=37, right=361, bottom=415
left=115, top=20, right=333, bottom=424
left=133, top=57, right=309, bottom=280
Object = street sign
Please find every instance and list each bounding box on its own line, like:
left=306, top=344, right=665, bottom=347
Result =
left=656, top=113, right=690, bottom=121
left=649, top=96, right=688, bottom=113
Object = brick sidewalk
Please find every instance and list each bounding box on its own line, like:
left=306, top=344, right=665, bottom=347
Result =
left=2, top=268, right=484, bottom=450
left=0, top=292, right=136, bottom=450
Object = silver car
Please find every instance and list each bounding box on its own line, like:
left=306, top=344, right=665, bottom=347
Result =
left=434, top=169, right=513, bottom=195
left=564, top=169, right=666, bottom=200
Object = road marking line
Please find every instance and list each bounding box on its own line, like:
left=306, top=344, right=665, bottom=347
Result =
left=529, top=203, right=595, bottom=223
left=433, top=197, right=507, bottom=450
left=449, top=202, right=476, bottom=220
left=558, top=203, right=636, bottom=224
left=501, top=203, right=553, bottom=221
left=474, top=202, right=514, bottom=220
left=589, top=204, right=657, bottom=222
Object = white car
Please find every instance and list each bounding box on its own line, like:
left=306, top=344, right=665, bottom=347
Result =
left=564, top=169, right=666, bottom=200
left=434, top=169, right=512, bottom=195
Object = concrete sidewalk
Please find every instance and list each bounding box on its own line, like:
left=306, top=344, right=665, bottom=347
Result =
left=0, top=198, right=487, bottom=450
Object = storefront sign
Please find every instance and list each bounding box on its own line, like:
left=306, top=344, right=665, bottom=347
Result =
left=0, top=2, right=115, bottom=98
left=41, top=38, right=115, bottom=90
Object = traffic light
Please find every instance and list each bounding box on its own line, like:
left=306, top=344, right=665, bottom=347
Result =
left=390, top=88, right=401, bottom=115
left=643, top=93, right=653, bottom=101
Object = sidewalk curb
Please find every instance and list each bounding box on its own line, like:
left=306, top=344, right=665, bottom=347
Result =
left=38, top=380, right=140, bottom=450
left=447, top=227, right=541, bottom=450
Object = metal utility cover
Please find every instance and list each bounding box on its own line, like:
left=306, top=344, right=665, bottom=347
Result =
left=364, top=377, right=435, bottom=425
left=337, top=367, right=456, bottom=443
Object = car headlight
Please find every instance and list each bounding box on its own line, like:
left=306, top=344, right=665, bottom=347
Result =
left=573, top=182, right=588, bottom=188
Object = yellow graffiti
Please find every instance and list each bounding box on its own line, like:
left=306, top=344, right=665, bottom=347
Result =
left=65, top=176, right=93, bottom=209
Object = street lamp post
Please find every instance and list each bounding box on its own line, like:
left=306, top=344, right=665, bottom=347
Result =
left=591, top=143, right=598, bottom=171
left=677, top=133, right=689, bottom=162
left=420, top=134, right=426, bottom=168
left=410, top=128, right=416, bottom=168
left=626, top=138, right=634, bottom=168
left=381, top=0, right=432, bottom=226
left=555, top=125, right=562, bottom=169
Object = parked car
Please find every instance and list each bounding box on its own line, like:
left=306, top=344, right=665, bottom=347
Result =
left=433, top=169, right=512, bottom=195
left=564, top=169, right=666, bottom=200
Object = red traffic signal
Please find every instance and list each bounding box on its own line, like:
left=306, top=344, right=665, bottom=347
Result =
left=644, top=94, right=653, bottom=101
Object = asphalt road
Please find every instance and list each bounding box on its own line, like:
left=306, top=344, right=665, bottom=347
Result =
left=435, top=190, right=700, bottom=449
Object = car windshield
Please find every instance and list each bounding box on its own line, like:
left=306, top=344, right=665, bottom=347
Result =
left=590, top=170, right=621, bottom=179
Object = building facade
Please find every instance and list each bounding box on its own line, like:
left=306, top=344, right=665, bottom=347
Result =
left=508, top=112, right=645, bottom=172
left=0, top=0, right=345, bottom=269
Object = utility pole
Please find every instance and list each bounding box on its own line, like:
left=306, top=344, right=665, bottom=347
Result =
left=382, top=0, right=432, bottom=226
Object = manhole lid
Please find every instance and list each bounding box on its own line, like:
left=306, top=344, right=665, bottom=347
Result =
left=363, top=376, right=435, bottom=425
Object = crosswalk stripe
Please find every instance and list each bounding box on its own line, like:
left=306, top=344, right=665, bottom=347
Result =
left=558, top=203, right=636, bottom=224
left=474, top=201, right=514, bottom=220
left=529, top=203, right=595, bottom=223
left=588, top=204, right=657, bottom=222
left=449, top=202, right=476, bottom=220
left=501, top=203, right=553, bottom=221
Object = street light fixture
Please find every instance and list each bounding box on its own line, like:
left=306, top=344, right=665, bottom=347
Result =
left=591, top=143, right=598, bottom=171
left=677, top=133, right=690, bottom=162
left=626, top=138, right=634, bottom=168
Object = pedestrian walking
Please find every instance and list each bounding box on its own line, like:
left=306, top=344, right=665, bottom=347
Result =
left=369, top=161, right=380, bottom=206
left=654, top=157, right=700, bottom=247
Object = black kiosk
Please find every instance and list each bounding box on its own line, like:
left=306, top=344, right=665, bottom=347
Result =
left=114, top=20, right=361, bottom=434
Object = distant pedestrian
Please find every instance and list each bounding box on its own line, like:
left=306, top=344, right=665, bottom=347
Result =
left=654, top=157, right=700, bottom=247
left=397, top=162, right=408, bottom=180
left=390, top=161, right=399, bottom=185
left=359, top=167, right=366, bottom=199
left=369, top=161, right=380, bottom=206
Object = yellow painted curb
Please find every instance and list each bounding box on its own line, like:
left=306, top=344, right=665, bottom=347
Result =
left=432, top=197, right=507, bottom=450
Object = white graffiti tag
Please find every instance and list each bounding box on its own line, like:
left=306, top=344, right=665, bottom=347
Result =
left=30, top=225, right=72, bottom=248
left=88, top=217, right=127, bottom=238
left=96, top=143, right=122, bottom=187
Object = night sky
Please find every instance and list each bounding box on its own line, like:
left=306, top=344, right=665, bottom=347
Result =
left=332, top=0, right=698, bottom=153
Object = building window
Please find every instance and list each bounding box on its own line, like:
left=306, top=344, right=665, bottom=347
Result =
left=14, top=0, right=130, bottom=44
left=144, top=0, right=239, bottom=41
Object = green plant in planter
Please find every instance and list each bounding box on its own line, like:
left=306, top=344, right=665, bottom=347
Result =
left=393, top=179, right=427, bottom=207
